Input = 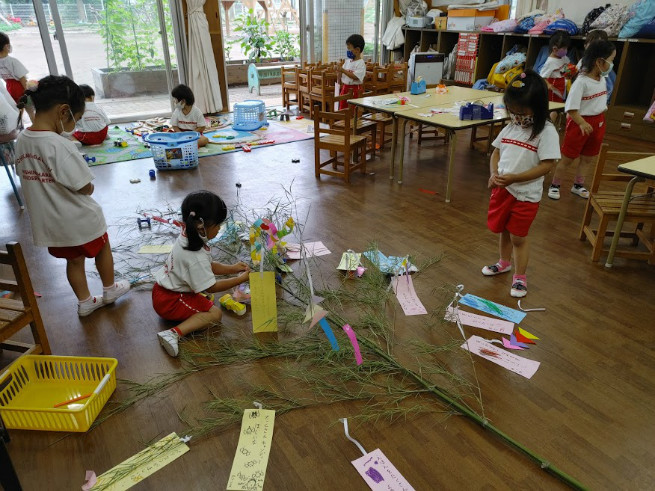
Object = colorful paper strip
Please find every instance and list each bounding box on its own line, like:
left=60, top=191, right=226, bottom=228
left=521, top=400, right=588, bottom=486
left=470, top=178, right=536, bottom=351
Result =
left=227, top=409, right=275, bottom=491
left=318, top=317, right=340, bottom=351
left=342, top=324, right=363, bottom=365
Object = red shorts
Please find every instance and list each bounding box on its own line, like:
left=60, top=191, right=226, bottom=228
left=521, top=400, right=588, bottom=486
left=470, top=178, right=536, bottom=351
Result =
left=5, top=79, right=24, bottom=103
left=487, top=187, right=539, bottom=237
left=561, top=113, right=606, bottom=159
left=48, top=232, right=108, bottom=259
left=152, top=283, right=214, bottom=322
left=339, top=83, right=364, bottom=110
left=74, top=126, right=109, bottom=146
left=545, top=77, right=565, bottom=103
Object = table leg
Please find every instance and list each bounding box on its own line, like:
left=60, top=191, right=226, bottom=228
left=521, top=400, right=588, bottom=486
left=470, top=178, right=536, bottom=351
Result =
left=397, top=118, right=408, bottom=184
left=605, top=176, right=641, bottom=268
left=445, top=130, right=457, bottom=203
left=389, top=117, right=398, bottom=180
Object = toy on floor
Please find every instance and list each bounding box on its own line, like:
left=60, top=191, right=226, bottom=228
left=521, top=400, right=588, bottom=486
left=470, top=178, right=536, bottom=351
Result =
left=219, top=294, right=246, bottom=316
left=82, top=154, right=96, bottom=163
left=459, top=102, right=494, bottom=121
left=137, top=217, right=151, bottom=229
left=114, top=138, right=128, bottom=147
left=221, top=140, right=275, bottom=151
left=149, top=169, right=156, bottom=179
left=233, top=100, right=267, bottom=131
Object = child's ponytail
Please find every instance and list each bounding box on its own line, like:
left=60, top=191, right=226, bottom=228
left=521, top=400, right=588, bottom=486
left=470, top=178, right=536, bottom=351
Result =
left=180, top=190, right=228, bottom=252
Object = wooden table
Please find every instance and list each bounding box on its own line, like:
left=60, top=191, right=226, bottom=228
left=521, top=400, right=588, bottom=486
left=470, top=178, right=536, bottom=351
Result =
left=605, top=155, right=655, bottom=268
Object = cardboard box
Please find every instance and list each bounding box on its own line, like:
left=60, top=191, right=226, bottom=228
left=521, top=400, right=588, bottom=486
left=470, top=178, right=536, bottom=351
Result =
left=447, top=9, right=495, bottom=32
left=434, top=17, right=447, bottom=30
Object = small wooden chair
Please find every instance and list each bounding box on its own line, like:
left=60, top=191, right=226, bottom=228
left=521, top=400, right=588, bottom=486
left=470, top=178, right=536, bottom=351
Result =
left=579, top=145, right=655, bottom=263
left=297, top=65, right=314, bottom=115
left=0, top=242, right=51, bottom=361
left=314, top=105, right=368, bottom=183
left=309, top=70, right=338, bottom=119
left=388, top=62, right=408, bottom=93
left=281, top=65, right=299, bottom=109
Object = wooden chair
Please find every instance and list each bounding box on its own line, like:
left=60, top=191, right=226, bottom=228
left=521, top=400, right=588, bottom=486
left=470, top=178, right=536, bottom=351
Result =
left=387, top=62, right=408, bottom=93
left=579, top=145, right=655, bottom=263
left=332, top=105, right=378, bottom=160
left=365, top=65, right=391, bottom=95
left=309, top=70, right=338, bottom=120
left=0, top=242, right=51, bottom=361
left=297, top=65, right=314, bottom=116
left=314, top=105, right=368, bottom=183
left=361, top=111, right=394, bottom=151
left=281, top=65, right=299, bottom=109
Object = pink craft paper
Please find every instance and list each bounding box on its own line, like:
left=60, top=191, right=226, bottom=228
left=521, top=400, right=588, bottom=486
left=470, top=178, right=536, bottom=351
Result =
left=285, top=241, right=332, bottom=260
left=351, top=448, right=415, bottom=491
left=309, top=308, right=328, bottom=328
left=461, top=335, right=540, bottom=379
left=502, top=337, right=525, bottom=350
left=445, top=306, right=514, bottom=335
left=342, top=324, right=363, bottom=365
left=81, top=470, right=97, bottom=491
left=391, top=276, right=427, bottom=316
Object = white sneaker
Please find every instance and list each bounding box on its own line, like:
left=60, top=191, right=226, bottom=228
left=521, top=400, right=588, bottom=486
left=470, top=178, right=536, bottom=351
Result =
left=482, top=263, right=512, bottom=276
left=571, top=185, right=590, bottom=199
left=547, top=185, right=560, bottom=200
left=510, top=280, right=528, bottom=298
left=103, top=280, right=130, bottom=304
left=157, top=330, right=180, bottom=357
left=78, top=295, right=104, bottom=317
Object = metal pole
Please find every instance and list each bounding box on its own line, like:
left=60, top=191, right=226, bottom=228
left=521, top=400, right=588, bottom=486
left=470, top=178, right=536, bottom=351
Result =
left=299, top=0, right=306, bottom=63
left=308, top=0, right=314, bottom=63
left=373, top=0, right=380, bottom=63
left=156, top=0, right=174, bottom=112
left=31, top=0, right=59, bottom=75
left=48, top=0, right=73, bottom=78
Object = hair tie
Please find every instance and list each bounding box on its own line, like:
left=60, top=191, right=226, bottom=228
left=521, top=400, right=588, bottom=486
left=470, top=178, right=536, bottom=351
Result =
left=520, top=72, right=526, bottom=79
left=189, top=211, right=196, bottom=217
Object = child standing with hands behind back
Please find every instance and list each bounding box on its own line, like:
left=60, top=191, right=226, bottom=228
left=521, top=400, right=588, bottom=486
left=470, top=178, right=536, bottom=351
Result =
left=483, top=70, right=560, bottom=298
left=153, top=191, right=250, bottom=357
left=547, top=40, right=616, bottom=200
left=335, top=34, right=366, bottom=110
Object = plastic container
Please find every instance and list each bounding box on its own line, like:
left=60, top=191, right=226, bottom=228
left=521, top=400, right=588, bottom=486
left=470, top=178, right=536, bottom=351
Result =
left=143, top=131, right=200, bottom=170
left=0, top=355, right=118, bottom=432
left=233, top=100, right=267, bottom=131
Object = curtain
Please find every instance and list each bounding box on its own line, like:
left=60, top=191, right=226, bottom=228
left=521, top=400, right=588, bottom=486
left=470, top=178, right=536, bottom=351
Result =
left=186, top=0, right=223, bottom=113
left=516, top=0, right=549, bottom=20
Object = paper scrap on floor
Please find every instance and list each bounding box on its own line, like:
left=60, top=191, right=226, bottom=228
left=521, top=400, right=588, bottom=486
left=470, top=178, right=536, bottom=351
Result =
left=363, top=250, right=418, bottom=275
left=351, top=448, right=416, bottom=491
left=461, top=335, right=540, bottom=379
left=227, top=409, right=275, bottom=491
left=458, top=293, right=526, bottom=324
left=138, top=244, right=173, bottom=254
left=285, top=241, right=331, bottom=260
left=392, top=275, right=427, bottom=316
left=445, top=305, right=514, bottom=335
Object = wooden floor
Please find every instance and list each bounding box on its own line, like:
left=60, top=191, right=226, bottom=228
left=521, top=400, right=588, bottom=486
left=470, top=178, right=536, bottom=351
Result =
left=1, top=128, right=655, bottom=490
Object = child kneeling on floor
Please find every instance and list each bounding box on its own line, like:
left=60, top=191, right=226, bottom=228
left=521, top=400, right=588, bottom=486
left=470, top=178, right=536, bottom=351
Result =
left=170, top=84, right=209, bottom=147
left=482, top=70, right=560, bottom=298
left=73, top=84, right=110, bottom=145
left=153, top=191, right=251, bottom=357
left=15, top=75, right=130, bottom=316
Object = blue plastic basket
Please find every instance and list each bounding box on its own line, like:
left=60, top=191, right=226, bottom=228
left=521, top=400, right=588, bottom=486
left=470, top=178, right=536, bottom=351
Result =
left=233, top=100, right=267, bottom=131
left=143, top=132, right=200, bottom=170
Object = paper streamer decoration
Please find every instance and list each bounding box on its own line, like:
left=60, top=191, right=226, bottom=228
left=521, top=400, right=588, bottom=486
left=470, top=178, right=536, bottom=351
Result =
left=502, top=337, right=525, bottom=350
left=445, top=306, right=514, bottom=335
left=458, top=294, right=526, bottom=324
left=342, top=324, right=363, bottom=365
left=391, top=275, right=427, bottom=316
left=461, top=335, right=540, bottom=379
left=509, top=333, right=530, bottom=349
left=513, top=330, right=535, bottom=345
left=249, top=272, right=278, bottom=333
left=90, top=433, right=189, bottom=490
left=318, top=317, right=339, bottom=351
left=81, top=470, right=97, bottom=491
left=518, top=327, right=539, bottom=340
left=227, top=408, right=276, bottom=491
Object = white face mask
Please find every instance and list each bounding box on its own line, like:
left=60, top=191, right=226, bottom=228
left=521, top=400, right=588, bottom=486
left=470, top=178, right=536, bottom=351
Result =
left=175, top=100, right=184, bottom=110
left=600, top=59, right=613, bottom=77
left=59, top=108, right=77, bottom=137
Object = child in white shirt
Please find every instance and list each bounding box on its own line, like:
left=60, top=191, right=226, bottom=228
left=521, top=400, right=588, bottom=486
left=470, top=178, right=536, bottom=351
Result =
left=539, top=31, right=571, bottom=123
left=170, top=84, right=209, bottom=147
left=335, top=34, right=366, bottom=110
left=0, top=32, right=34, bottom=121
left=73, top=84, right=111, bottom=145
left=15, top=76, right=129, bottom=317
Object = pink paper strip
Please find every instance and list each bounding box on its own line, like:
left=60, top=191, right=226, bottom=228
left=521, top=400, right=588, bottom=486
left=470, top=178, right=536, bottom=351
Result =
left=342, top=324, right=363, bottom=365
left=461, top=335, right=540, bottom=379
left=445, top=306, right=514, bottom=335
left=81, top=470, right=97, bottom=491
left=285, top=241, right=331, bottom=259
left=391, top=276, right=427, bottom=316
left=351, top=448, right=415, bottom=491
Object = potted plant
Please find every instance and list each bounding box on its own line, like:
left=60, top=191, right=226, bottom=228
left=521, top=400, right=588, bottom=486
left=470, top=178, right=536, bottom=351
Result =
left=93, top=0, right=177, bottom=98
left=273, top=30, right=299, bottom=61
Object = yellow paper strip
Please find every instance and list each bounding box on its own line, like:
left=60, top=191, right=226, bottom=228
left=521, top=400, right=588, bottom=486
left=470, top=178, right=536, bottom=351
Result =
left=227, top=409, right=276, bottom=491
left=91, top=432, right=189, bottom=491
left=518, top=327, right=539, bottom=340
left=249, top=272, right=278, bottom=333
left=138, top=244, right=173, bottom=254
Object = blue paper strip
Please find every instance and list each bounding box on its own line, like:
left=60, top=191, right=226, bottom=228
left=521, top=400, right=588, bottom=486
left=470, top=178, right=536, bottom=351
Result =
left=459, top=294, right=526, bottom=324
left=318, top=318, right=340, bottom=351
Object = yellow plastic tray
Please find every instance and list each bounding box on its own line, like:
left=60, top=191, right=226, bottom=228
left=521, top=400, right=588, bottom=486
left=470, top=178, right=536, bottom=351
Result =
left=0, top=355, right=117, bottom=432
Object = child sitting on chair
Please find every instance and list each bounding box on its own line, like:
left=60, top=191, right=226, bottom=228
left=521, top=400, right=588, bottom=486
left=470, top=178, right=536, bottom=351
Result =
left=73, top=85, right=110, bottom=146
left=335, top=34, right=366, bottom=110
left=170, top=84, right=209, bottom=147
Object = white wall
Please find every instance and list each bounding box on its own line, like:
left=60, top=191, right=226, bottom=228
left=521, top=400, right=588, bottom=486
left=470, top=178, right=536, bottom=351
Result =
left=547, top=0, right=634, bottom=25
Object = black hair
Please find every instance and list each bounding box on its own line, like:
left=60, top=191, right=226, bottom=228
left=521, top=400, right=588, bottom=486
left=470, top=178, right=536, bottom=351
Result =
left=79, top=84, right=95, bottom=99
left=549, top=30, right=571, bottom=50
left=18, top=75, right=85, bottom=116
left=585, top=29, right=608, bottom=46
left=581, top=39, right=615, bottom=74
left=171, top=84, right=195, bottom=106
left=503, top=69, right=549, bottom=140
left=346, top=34, right=365, bottom=52
left=0, top=33, right=9, bottom=51
left=181, top=190, right=227, bottom=251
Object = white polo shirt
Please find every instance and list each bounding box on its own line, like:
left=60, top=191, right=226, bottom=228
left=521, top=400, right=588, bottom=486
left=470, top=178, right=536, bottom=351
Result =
left=565, top=74, right=608, bottom=116
left=341, top=58, right=366, bottom=85
left=154, top=232, right=216, bottom=293
left=15, top=129, right=107, bottom=247
left=0, top=56, right=28, bottom=81
left=492, top=121, right=561, bottom=202
left=539, top=56, right=570, bottom=79
left=170, top=106, right=206, bottom=131
left=76, top=101, right=111, bottom=133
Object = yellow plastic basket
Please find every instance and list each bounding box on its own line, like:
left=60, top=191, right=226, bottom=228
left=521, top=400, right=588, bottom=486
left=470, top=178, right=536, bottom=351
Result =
left=0, top=355, right=117, bottom=432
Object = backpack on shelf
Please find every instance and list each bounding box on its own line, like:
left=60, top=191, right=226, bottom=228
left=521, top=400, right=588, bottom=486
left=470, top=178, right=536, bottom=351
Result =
left=581, top=4, right=610, bottom=34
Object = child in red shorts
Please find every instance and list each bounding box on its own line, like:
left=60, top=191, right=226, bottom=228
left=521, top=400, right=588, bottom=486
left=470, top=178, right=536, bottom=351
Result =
left=483, top=70, right=560, bottom=298
left=73, top=85, right=110, bottom=145
left=539, top=31, right=571, bottom=122
left=153, top=191, right=250, bottom=357
left=16, top=76, right=129, bottom=317
left=335, top=34, right=366, bottom=110
left=548, top=40, right=616, bottom=201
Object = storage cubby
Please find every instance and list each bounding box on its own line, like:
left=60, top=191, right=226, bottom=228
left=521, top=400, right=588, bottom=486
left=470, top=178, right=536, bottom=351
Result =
left=526, top=35, right=549, bottom=67
left=420, top=30, right=439, bottom=52
left=502, top=34, right=529, bottom=58
left=474, top=33, right=503, bottom=81
left=437, top=31, right=459, bottom=57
